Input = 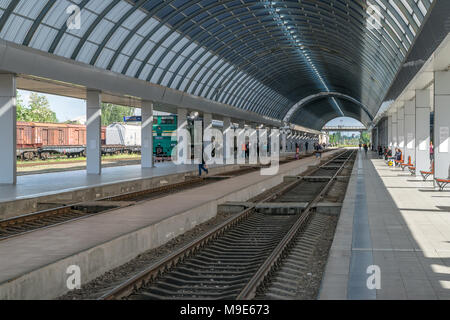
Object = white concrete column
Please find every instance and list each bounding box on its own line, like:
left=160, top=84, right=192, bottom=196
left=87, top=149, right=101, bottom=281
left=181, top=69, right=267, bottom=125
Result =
left=0, top=74, right=17, bottom=184
left=141, top=100, right=154, bottom=168
left=434, top=71, right=450, bottom=179
left=281, top=132, right=287, bottom=153
left=397, top=106, right=405, bottom=153
left=404, top=99, right=416, bottom=164
left=415, top=89, right=431, bottom=175
left=388, top=115, right=393, bottom=148
left=223, top=117, right=232, bottom=163
left=176, top=108, right=188, bottom=163
left=392, top=112, right=398, bottom=148
left=203, top=113, right=212, bottom=130
left=86, top=90, right=102, bottom=175
left=203, top=113, right=212, bottom=160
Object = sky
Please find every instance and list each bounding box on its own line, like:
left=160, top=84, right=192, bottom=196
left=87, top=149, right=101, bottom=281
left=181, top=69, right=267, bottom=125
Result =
left=18, top=89, right=364, bottom=127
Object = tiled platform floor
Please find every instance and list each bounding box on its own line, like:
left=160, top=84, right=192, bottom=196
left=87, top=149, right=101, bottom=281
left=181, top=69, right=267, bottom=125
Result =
left=320, top=151, right=450, bottom=300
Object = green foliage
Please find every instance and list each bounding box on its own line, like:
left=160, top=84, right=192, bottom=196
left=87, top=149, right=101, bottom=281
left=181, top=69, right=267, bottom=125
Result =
left=328, top=131, right=368, bottom=146
left=101, top=103, right=136, bottom=126
left=360, top=131, right=371, bottom=145
left=16, top=92, right=58, bottom=123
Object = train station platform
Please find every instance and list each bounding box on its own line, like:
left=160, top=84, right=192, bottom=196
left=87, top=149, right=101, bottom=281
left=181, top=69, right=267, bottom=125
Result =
left=0, top=162, right=243, bottom=220
left=320, top=151, right=450, bottom=300
left=0, top=150, right=337, bottom=300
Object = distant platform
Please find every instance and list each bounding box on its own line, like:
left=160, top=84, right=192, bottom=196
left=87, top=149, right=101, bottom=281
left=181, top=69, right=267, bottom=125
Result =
left=0, top=153, right=298, bottom=220
left=320, top=151, right=450, bottom=300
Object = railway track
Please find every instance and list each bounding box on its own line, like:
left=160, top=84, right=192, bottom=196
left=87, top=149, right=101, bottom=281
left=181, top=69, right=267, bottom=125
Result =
left=99, top=150, right=355, bottom=300
left=0, top=154, right=315, bottom=241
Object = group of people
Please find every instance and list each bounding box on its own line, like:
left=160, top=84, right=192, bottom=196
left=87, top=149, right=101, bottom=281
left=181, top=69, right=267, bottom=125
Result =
left=376, top=141, right=434, bottom=163
left=359, top=143, right=369, bottom=154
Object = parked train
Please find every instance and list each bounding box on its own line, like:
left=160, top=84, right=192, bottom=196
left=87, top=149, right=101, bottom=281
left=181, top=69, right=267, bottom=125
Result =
left=16, top=115, right=178, bottom=160
left=16, top=115, right=226, bottom=161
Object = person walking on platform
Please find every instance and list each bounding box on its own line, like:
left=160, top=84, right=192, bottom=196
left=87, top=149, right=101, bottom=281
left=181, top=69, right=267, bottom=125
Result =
left=199, top=143, right=209, bottom=177
left=364, top=144, right=368, bottom=155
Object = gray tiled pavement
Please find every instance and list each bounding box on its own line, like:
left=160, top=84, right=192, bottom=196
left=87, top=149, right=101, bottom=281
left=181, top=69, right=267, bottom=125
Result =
left=319, top=150, right=450, bottom=300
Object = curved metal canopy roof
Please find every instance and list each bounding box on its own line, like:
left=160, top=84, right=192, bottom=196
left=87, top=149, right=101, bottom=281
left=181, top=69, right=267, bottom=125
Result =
left=0, top=0, right=435, bottom=129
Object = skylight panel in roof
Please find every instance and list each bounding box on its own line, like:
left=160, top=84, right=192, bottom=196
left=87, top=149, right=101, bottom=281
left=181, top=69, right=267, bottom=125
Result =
left=135, top=41, right=155, bottom=60
left=77, top=41, right=98, bottom=64
left=121, top=33, right=143, bottom=55
left=138, top=63, right=152, bottom=80
left=122, top=9, right=146, bottom=29
left=107, top=26, right=129, bottom=50
left=159, top=50, right=176, bottom=69
left=14, top=0, right=46, bottom=20
left=105, top=1, right=132, bottom=22
left=95, top=47, right=114, bottom=68
left=172, top=37, right=190, bottom=52
left=29, top=24, right=57, bottom=51
left=125, top=59, right=141, bottom=77
left=54, top=33, right=78, bottom=58
left=1, top=14, right=32, bottom=44
left=88, top=19, right=114, bottom=43
left=0, top=1, right=12, bottom=10
left=150, top=24, right=170, bottom=42
left=136, top=17, right=159, bottom=37
left=85, top=0, right=112, bottom=14
left=42, top=0, right=72, bottom=28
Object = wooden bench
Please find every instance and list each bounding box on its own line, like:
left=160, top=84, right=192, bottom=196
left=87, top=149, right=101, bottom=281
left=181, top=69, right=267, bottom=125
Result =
left=408, top=165, right=416, bottom=175
left=420, top=161, right=434, bottom=181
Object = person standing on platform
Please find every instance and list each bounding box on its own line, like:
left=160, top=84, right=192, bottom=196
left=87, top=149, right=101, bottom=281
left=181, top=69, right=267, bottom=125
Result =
left=364, top=144, right=368, bottom=155
left=430, top=141, right=434, bottom=161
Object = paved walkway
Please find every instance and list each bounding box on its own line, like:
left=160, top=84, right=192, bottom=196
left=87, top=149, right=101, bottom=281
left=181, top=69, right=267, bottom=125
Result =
left=320, top=150, right=450, bottom=299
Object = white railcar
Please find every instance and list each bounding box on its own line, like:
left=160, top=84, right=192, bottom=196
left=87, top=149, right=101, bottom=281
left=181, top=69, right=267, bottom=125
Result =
left=106, top=123, right=141, bottom=146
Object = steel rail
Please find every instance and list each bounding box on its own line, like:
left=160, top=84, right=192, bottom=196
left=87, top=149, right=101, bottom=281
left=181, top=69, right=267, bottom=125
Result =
left=236, top=150, right=355, bottom=300
left=99, top=149, right=351, bottom=300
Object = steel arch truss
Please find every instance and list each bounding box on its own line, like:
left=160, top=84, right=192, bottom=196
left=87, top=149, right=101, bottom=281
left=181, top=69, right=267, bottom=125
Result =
left=0, top=0, right=434, bottom=127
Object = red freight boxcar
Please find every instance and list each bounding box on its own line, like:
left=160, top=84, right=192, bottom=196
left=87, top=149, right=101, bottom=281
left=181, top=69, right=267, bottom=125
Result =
left=16, top=122, right=107, bottom=160
left=17, top=122, right=106, bottom=147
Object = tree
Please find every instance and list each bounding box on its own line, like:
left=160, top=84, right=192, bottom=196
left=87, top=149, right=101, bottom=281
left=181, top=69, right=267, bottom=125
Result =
left=101, top=103, right=136, bottom=126
left=16, top=92, right=58, bottom=123
left=360, top=131, right=371, bottom=145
